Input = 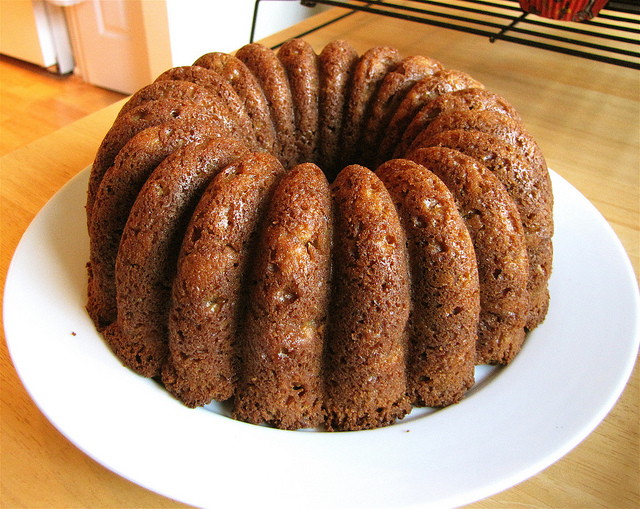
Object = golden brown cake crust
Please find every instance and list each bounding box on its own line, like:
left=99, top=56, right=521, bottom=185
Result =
left=376, top=158, right=479, bottom=406
left=409, top=147, right=530, bottom=364
left=410, top=108, right=552, bottom=328
left=412, top=108, right=547, bottom=178
left=116, top=80, right=227, bottom=120
left=233, top=162, right=332, bottom=429
left=410, top=128, right=553, bottom=330
left=360, top=54, right=443, bottom=167
left=235, top=43, right=297, bottom=169
left=324, top=165, right=411, bottom=431
left=395, top=88, right=522, bottom=159
left=87, top=99, right=231, bottom=225
left=163, top=152, right=286, bottom=407
left=193, top=52, right=277, bottom=154
left=339, top=46, right=402, bottom=167
left=104, top=138, right=250, bottom=377
left=114, top=80, right=252, bottom=153
left=87, top=120, right=235, bottom=330
left=85, top=39, right=554, bottom=430
left=154, top=66, right=259, bottom=150
left=277, top=39, right=320, bottom=166
left=378, top=69, right=484, bottom=167
left=317, top=40, right=359, bottom=179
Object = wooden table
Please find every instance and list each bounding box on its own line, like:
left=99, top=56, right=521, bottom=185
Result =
left=1, top=8, right=638, bottom=508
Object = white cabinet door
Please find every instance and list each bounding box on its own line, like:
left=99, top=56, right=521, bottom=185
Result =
left=0, top=0, right=57, bottom=68
left=66, top=0, right=170, bottom=94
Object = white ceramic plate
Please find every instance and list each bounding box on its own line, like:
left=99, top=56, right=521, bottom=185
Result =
left=4, top=167, right=639, bottom=509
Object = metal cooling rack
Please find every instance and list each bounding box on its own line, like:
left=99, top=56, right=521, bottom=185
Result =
left=250, top=0, right=640, bottom=69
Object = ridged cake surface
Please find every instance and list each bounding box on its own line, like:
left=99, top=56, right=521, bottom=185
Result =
left=86, top=39, right=553, bottom=431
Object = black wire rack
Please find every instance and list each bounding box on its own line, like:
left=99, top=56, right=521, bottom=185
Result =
left=250, top=0, right=640, bottom=69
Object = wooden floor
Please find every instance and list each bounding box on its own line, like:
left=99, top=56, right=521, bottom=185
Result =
left=0, top=55, right=127, bottom=157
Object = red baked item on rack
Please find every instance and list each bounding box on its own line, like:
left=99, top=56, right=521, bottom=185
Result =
left=519, top=0, right=609, bottom=21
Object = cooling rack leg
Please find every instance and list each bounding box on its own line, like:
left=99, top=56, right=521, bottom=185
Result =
left=490, top=12, right=528, bottom=43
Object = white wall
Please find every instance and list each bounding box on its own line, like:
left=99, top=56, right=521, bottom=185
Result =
left=165, top=0, right=327, bottom=66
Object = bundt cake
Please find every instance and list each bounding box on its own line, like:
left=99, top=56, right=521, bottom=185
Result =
left=86, top=39, right=553, bottom=431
